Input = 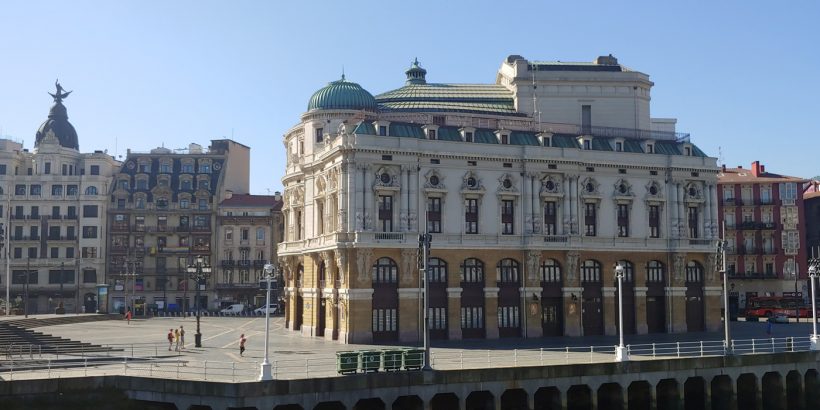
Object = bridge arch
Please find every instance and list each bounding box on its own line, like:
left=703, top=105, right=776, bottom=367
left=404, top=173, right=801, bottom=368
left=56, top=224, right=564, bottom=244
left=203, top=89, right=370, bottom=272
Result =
left=737, top=373, right=758, bottom=410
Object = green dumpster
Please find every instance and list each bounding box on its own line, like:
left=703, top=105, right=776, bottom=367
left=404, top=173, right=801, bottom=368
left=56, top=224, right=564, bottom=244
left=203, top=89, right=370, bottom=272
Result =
left=336, top=351, right=359, bottom=374
left=382, top=349, right=403, bottom=371
left=403, top=349, right=425, bottom=370
left=359, top=350, right=382, bottom=372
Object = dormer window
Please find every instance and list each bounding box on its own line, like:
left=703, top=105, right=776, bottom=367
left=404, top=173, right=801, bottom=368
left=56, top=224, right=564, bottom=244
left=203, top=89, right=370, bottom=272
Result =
left=646, top=144, right=654, bottom=154
left=501, top=134, right=509, bottom=144
left=614, top=138, right=625, bottom=152
left=584, top=140, right=591, bottom=150
left=423, top=125, right=439, bottom=140
left=578, top=136, right=593, bottom=150
left=379, top=126, right=387, bottom=136
left=465, top=132, right=473, bottom=142
left=373, top=120, right=390, bottom=137
left=538, top=133, right=552, bottom=147
left=460, top=127, right=475, bottom=143
left=683, top=144, right=693, bottom=156
left=495, top=130, right=509, bottom=145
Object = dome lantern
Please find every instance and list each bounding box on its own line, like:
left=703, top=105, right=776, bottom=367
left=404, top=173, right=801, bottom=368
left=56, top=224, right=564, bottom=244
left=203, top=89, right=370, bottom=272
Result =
left=405, top=58, right=427, bottom=85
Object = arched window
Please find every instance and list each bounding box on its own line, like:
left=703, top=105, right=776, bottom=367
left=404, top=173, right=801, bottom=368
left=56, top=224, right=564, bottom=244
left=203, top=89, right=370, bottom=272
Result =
left=85, top=186, right=98, bottom=195
left=460, top=258, right=484, bottom=283
left=496, top=258, right=520, bottom=283
left=428, top=257, right=447, bottom=283
left=686, top=261, right=704, bottom=283
left=615, top=260, right=634, bottom=282
left=372, top=257, right=398, bottom=284
left=647, top=260, right=665, bottom=283
left=540, top=259, right=562, bottom=283
left=581, top=260, right=602, bottom=283
left=318, top=262, right=327, bottom=287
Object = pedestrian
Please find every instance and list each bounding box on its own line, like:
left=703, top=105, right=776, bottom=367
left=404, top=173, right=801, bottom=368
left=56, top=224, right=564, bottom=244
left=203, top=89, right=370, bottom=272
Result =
left=179, top=325, right=185, bottom=350
left=239, top=333, right=246, bottom=357
left=174, top=328, right=181, bottom=351
left=125, top=308, right=132, bottom=324
left=766, top=320, right=773, bottom=336
left=167, top=329, right=174, bottom=351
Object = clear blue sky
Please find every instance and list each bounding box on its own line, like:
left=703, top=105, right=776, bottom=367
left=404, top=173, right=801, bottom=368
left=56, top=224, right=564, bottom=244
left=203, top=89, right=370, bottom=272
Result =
left=2, top=1, right=818, bottom=193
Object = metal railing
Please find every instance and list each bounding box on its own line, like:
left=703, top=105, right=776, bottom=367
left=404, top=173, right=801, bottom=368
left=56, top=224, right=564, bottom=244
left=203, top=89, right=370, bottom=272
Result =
left=1, top=336, right=815, bottom=382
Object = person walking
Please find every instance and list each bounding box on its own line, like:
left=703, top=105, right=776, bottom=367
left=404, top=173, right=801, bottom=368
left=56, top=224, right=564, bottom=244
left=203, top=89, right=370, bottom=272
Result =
left=179, top=325, right=186, bottom=350
left=167, top=329, right=174, bottom=351
left=174, top=328, right=181, bottom=351
left=239, top=333, right=247, bottom=357
left=125, top=308, right=132, bottom=324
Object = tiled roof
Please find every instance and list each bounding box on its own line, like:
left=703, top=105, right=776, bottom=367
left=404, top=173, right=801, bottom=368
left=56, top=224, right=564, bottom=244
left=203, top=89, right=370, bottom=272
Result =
left=220, top=194, right=282, bottom=210
left=375, top=84, right=524, bottom=116
left=718, top=168, right=808, bottom=184
left=351, top=121, right=706, bottom=157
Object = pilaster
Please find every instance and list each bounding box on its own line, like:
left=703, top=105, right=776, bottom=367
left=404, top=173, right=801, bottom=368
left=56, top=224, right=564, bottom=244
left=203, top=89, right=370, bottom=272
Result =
left=447, top=287, right=463, bottom=340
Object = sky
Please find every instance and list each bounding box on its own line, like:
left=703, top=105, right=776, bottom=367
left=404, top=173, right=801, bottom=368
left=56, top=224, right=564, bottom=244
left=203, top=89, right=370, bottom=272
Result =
left=1, top=1, right=819, bottom=193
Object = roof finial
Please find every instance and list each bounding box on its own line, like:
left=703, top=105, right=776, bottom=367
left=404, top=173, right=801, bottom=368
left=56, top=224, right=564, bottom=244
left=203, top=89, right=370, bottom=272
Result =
left=48, top=79, right=72, bottom=103
left=341, top=65, right=346, bottom=81
left=413, top=57, right=419, bottom=66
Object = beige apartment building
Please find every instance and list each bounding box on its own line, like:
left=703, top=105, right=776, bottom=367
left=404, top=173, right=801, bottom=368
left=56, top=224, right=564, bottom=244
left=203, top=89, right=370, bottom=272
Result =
left=215, top=192, right=284, bottom=309
left=105, top=140, right=249, bottom=314
left=278, top=56, right=722, bottom=344
left=0, top=83, right=120, bottom=314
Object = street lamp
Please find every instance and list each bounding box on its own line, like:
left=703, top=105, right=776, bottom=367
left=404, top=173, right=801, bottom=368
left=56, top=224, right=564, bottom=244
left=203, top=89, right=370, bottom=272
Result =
left=809, top=258, right=820, bottom=350
left=259, top=263, right=277, bottom=381
left=186, top=255, right=211, bottom=348
left=717, top=236, right=732, bottom=354
left=614, top=263, right=628, bottom=362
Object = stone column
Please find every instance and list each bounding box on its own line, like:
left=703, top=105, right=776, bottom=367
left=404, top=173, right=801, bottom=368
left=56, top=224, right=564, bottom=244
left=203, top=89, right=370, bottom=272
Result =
left=603, top=286, right=617, bottom=336
left=484, top=287, right=500, bottom=339
left=532, top=174, right=540, bottom=233
left=678, top=183, right=686, bottom=237
left=669, top=181, right=678, bottom=238
left=711, top=184, right=719, bottom=238
left=562, top=176, right=571, bottom=235
left=447, top=287, right=463, bottom=340
left=400, top=166, right=409, bottom=231
left=354, top=165, right=364, bottom=230
left=364, top=165, right=374, bottom=231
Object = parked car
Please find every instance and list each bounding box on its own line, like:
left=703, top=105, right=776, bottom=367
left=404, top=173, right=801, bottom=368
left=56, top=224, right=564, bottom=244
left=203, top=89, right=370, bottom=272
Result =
left=253, top=304, right=279, bottom=315
left=219, top=304, right=246, bottom=315
left=768, top=313, right=790, bottom=323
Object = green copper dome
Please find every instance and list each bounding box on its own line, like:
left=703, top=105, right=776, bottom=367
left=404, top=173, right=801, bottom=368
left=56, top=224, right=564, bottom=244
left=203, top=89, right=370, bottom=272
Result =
left=307, top=75, right=378, bottom=112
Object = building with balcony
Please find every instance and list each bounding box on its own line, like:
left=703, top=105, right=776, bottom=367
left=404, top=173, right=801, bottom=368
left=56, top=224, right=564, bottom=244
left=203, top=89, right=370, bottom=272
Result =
left=278, top=55, right=722, bottom=344
left=0, top=82, right=120, bottom=314
left=717, top=161, right=808, bottom=310
left=215, top=192, right=284, bottom=309
left=105, top=139, right=250, bottom=314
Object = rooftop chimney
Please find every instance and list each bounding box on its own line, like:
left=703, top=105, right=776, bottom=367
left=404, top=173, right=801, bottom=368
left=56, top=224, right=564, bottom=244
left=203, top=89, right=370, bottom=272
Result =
left=751, top=161, right=762, bottom=177
left=274, top=191, right=282, bottom=202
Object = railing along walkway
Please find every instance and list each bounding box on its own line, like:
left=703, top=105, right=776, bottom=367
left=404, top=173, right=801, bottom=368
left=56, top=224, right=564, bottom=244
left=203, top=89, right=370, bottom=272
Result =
left=0, top=336, right=814, bottom=382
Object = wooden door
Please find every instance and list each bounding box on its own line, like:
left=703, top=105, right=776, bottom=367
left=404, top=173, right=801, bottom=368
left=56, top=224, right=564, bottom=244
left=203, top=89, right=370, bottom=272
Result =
left=582, top=295, right=604, bottom=336
left=646, top=295, right=666, bottom=333
left=541, top=297, right=564, bottom=337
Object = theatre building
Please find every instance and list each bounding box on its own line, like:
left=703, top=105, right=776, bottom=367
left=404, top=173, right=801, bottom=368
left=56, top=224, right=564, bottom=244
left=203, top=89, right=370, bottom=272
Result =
left=278, top=55, right=722, bottom=343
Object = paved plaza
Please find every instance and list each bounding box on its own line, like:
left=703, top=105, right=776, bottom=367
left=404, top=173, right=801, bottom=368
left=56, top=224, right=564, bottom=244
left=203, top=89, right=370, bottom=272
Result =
left=2, top=314, right=818, bottom=382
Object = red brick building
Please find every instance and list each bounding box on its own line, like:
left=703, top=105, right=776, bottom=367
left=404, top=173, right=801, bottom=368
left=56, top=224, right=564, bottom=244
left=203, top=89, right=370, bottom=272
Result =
left=717, top=161, right=808, bottom=311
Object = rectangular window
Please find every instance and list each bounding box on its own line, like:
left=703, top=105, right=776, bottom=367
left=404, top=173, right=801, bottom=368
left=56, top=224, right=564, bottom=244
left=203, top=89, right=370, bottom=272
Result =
left=15, top=184, right=25, bottom=195
left=28, top=247, right=37, bottom=258
left=51, top=185, right=62, bottom=196
left=617, top=204, right=629, bottom=237
left=465, top=198, right=479, bottom=234
left=83, top=269, right=97, bottom=283
left=428, top=307, right=447, bottom=330
left=465, top=132, right=473, bottom=142
left=372, top=308, right=397, bottom=332
left=544, top=202, right=557, bottom=235
left=30, top=185, right=41, bottom=196
left=315, top=127, right=323, bottom=143
left=82, top=205, right=98, bottom=218
left=583, top=139, right=591, bottom=150
left=30, top=206, right=39, bottom=218
left=378, top=125, right=387, bottom=136
left=66, top=247, right=74, bottom=258
left=501, top=200, right=514, bottom=235
left=581, top=105, right=591, bottom=133
left=67, top=185, right=77, bottom=196
left=427, top=197, right=441, bottom=233
left=688, top=206, right=699, bottom=238
left=13, top=248, right=22, bottom=259
left=0, top=164, right=5, bottom=175
left=615, top=142, right=623, bottom=152
left=460, top=306, right=484, bottom=329
left=584, top=203, right=597, bottom=236
left=378, top=195, right=393, bottom=232
left=501, top=134, right=509, bottom=145
left=90, top=165, right=100, bottom=175
left=646, top=144, right=654, bottom=154
left=497, top=306, right=520, bottom=328
left=49, top=226, right=60, bottom=240
left=66, top=226, right=75, bottom=240
left=14, top=205, right=23, bottom=218
left=427, top=129, right=437, bottom=140
left=685, top=146, right=692, bottom=156
left=50, top=247, right=59, bottom=258
left=81, top=247, right=97, bottom=258
left=649, top=205, right=660, bottom=238
left=82, top=226, right=98, bottom=239
left=49, top=270, right=75, bottom=284
left=66, top=206, right=76, bottom=219
left=241, top=228, right=249, bottom=241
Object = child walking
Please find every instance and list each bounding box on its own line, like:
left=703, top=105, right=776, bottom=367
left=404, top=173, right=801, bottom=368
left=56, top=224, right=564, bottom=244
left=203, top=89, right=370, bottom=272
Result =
left=167, top=329, right=174, bottom=351
left=239, top=334, right=247, bottom=357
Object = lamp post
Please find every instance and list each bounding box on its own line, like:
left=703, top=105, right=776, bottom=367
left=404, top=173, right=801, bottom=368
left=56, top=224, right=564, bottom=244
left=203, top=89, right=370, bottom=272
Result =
left=186, top=255, right=211, bottom=347
left=614, top=263, right=628, bottom=362
left=259, top=263, right=277, bottom=381
left=418, top=233, right=432, bottom=371
left=809, top=257, right=820, bottom=350
left=717, top=235, right=732, bottom=354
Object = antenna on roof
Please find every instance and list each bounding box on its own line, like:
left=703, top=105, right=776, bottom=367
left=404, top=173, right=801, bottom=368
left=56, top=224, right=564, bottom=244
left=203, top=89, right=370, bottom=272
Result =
left=717, top=146, right=724, bottom=168
left=531, top=66, right=542, bottom=131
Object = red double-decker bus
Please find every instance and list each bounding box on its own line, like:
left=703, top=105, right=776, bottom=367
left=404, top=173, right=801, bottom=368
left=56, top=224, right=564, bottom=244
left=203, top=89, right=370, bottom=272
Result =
left=745, top=296, right=812, bottom=319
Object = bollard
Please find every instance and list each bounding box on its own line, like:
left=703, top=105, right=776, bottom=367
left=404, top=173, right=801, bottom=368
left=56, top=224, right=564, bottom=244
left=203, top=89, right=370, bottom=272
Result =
left=204, top=360, right=208, bottom=380
left=232, top=362, right=235, bottom=382
left=539, top=348, right=544, bottom=365
left=514, top=349, right=518, bottom=367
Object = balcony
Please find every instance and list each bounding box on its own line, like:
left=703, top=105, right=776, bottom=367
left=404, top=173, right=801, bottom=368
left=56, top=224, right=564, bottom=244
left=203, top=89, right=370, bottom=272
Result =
left=191, top=244, right=210, bottom=253
left=544, top=235, right=569, bottom=243
left=728, top=272, right=779, bottom=280
left=192, top=225, right=211, bottom=232
left=215, top=283, right=257, bottom=290
left=237, top=260, right=251, bottom=268
left=65, top=215, right=78, bottom=220
left=111, top=224, right=131, bottom=233
left=738, top=221, right=777, bottom=230
left=221, top=260, right=235, bottom=268
left=253, top=260, right=267, bottom=268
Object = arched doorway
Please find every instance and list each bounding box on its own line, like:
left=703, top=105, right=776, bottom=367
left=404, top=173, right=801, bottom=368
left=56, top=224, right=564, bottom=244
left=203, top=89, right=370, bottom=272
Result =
left=540, top=258, right=564, bottom=337
left=581, top=259, right=603, bottom=336
left=615, top=260, right=636, bottom=335
left=646, top=260, right=667, bottom=333
left=460, top=258, right=486, bottom=339
left=497, top=258, right=521, bottom=338
left=685, top=261, right=705, bottom=332
left=427, top=257, right=448, bottom=340
left=372, top=257, right=399, bottom=342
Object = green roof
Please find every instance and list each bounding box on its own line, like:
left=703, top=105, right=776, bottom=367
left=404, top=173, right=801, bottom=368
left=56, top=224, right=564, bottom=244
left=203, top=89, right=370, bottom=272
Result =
left=375, top=83, right=524, bottom=116
left=307, top=77, right=378, bottom=112
left=349, top=121, right=707, bottom=157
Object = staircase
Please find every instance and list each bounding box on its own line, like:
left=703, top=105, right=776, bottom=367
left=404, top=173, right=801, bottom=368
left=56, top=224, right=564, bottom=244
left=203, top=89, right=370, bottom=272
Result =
left=0, top=315, right=122, bottom=356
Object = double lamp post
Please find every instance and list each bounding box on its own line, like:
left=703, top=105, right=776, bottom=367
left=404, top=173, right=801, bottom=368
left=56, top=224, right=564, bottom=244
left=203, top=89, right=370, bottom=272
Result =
left=186, top=256, right=211, bottom=348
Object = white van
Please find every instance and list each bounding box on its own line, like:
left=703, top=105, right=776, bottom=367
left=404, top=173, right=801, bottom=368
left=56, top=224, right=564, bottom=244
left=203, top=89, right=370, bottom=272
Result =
left=219, top=304, right=245, bottom=315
